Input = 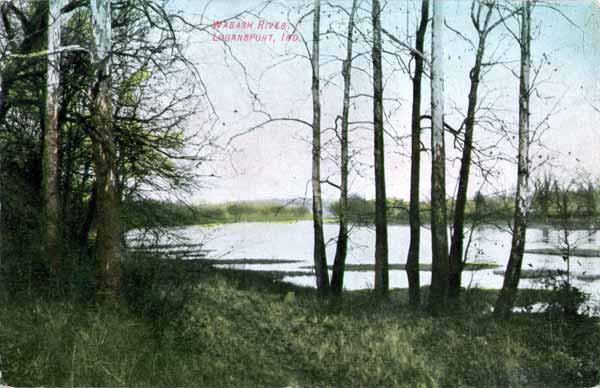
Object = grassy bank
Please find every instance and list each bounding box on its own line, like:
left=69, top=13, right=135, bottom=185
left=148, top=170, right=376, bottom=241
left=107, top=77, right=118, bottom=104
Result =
left=124, top=200, right=312, bottom=228
left=1, top=258, right=599, bottom=387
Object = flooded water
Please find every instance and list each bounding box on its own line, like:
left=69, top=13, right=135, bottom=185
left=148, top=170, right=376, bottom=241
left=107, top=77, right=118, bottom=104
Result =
left=130, top=221, right=600, bottom=307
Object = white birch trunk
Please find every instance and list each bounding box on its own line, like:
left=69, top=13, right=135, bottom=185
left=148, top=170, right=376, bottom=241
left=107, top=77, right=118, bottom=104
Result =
left=91, top=0, right=111, bottom=64
left=429, top=0, right=449, bottom=311
left=495, top=0, right=532, bottom=318
left=516, top=0, right=532, bottom=219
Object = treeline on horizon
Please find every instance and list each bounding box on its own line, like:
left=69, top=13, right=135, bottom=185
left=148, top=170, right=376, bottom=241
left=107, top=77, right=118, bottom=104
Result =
left=134, top=180, right=600, bottom=228
left=124, top=200, right=311, bottom=228
left=329, top=182, right=600, bottom=226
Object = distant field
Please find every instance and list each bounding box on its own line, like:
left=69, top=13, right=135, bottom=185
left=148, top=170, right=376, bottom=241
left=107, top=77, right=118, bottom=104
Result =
left=124, top=200, right=312, bottom=228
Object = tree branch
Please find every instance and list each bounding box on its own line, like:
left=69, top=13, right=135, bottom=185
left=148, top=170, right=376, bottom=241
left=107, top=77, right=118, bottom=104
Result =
left=381, top=27, right=430, bottom=67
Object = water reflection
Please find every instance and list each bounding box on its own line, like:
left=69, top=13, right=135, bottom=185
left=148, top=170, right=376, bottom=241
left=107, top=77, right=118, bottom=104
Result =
left=129, top=221, right=600, bottom=307
left=542, top=227, right=549, bottom=243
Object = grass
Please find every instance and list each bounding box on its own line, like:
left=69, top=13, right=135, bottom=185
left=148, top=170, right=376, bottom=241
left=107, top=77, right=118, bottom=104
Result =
left=1, top=257, right=599, bottom=387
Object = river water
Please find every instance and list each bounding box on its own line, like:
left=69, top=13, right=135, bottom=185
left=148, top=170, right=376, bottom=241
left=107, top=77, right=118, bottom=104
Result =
left=131, top=221, right=600, bottom=308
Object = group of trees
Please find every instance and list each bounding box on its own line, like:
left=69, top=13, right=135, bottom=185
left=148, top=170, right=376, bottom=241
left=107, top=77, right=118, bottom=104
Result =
left=209, top=0, right=594, bottom=316
left=329, top=184, right=598, bottom=227
left=0, top=0, right=211, bottom=300
left=533, top=173, right=599, bottom=223
left=0, top=0, right=594, bottom=320
left=291, top=0, right=587, bottom=315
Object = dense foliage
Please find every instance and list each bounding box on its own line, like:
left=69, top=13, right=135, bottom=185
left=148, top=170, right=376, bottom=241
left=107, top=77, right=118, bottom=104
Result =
left=0, top=0, right=213, bottom=294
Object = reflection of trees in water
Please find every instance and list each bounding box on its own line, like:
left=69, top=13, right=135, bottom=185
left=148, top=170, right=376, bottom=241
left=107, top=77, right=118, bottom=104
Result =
left=542, top=227, right=550, bottom=243
left=534, top=227, right=597, bottom=247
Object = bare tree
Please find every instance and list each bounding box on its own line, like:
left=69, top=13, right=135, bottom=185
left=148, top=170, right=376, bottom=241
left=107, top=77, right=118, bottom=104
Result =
left=429, top=0, right=449, bottom=312
left=552, top=179, right=575, bottom=283
left=448, top=0, right=509, bottom=299
left=534, top=172, right=553, bottom=242
left=311, top=0, right=329, bottom=295
left=406, top=0, right=429, bottom=307
left=495, top=0, right=532, bottom=318
left=371, top=0, right=388, bottom=295
left=90, top=0, right=121, bottom=301
left=330, top=0, right=358, bottom=295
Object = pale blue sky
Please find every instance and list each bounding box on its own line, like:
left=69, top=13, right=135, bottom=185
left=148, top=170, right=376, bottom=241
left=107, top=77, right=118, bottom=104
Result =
left=173, top=0, right=600, bottom=203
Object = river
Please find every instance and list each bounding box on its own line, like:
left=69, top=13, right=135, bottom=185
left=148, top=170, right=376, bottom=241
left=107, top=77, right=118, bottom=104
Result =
left=130, top=221, right=600, bottom=309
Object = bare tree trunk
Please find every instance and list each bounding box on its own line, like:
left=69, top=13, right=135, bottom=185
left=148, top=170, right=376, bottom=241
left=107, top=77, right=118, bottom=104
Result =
left=429, top=0, right=449, bottom=312
left=372, top=0, right=388, bottom=295
left=448, top=1, right=494, bottom=299
left=495, top=0, right=531, bottom=318
left=311, top=0, right=329, bottom=295
left=43, top=0, right=64, bottom=280
left=91, top=0, right=121, bottom=302
left=330, top=0, right=357, bottom=295
left=406, top=0, right=429, bottom=307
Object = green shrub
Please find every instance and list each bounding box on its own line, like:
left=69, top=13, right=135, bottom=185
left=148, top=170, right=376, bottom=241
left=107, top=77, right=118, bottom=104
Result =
left=546, top=282, right=588, bottom=318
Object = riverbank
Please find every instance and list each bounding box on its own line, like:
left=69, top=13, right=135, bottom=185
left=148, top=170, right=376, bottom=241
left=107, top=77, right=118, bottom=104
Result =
left=124, top=200, right=313, bottom=228
left=0, top=258, right=598, bottom=387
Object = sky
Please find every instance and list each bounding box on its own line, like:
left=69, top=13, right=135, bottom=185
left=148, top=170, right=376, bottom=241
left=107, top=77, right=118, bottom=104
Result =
left=171, top=0, right=600, bottom=204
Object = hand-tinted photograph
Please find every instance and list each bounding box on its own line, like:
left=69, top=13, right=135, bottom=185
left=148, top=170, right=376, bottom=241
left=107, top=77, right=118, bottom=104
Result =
left=0, top=0, right=599, bottom=387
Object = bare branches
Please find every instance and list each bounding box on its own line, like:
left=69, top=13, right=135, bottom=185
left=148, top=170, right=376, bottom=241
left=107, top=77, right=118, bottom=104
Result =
left=322, top=178, right=340, bottom=190
left=420, top=114, right=462, bottom=136
left=226, top=116, right=312, bottom=148
left=381, top=27, right=430, bottom=66
left=7, top=44, right=89, bottom=58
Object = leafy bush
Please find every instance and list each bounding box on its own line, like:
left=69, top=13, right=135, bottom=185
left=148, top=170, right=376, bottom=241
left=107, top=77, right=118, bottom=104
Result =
left=546, top=281, right=589, bottom=318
